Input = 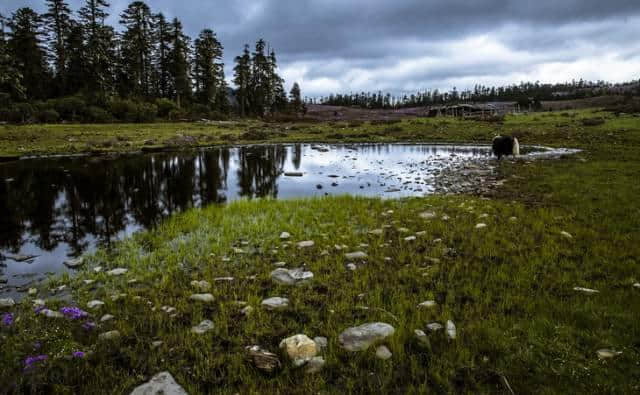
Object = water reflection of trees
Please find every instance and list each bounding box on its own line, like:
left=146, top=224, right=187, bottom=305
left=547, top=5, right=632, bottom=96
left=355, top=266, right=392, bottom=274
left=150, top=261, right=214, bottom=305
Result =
left=236, top=145, right=286, bottom=198
left=0, top=148, right=236, bottom=256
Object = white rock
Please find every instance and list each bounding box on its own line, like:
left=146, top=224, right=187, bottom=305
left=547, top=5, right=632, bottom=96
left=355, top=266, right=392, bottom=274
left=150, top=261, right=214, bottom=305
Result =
left=634, top=283, right=640, bottom=289
left=279, top=334, right=318, bottom=365
left=107, top=268, right=128, bottom=276
left=41, top=309, right=63, bottom=318
left=475, top=223, right=487, bottom=229
left=560, top=231, right=573, bottom=239
left=339, top=322, right=395, bottom=351
left=130, top=371, right=187, bottom=395
left=189, top=294, right=214, bottom=303
left=509, top=217, right=518, bottom=222
left=261, top=297, right=290, bottom=310
left=369, top=229, right=384, bottom=235
left=280, top=232, right=291, bottom=240
left=597, top=349, right=622, bottom=359
left=191, top=320, right=214, bottom=334
left=93, top=266, right=103, bottom=273
left=99, top=330, right=121, bottom=340
left=375, top=345, right=392, bottom=360
left=446, top=320, right=457, bottom=340
left=344, top=251, right=368, bottom=260
left=404, top=236, right=417, bottom=242
left=574, top=287, right=599, bottom=294
left=100, top=314, right=115, bottom=322
left=420, top=211, right=437, bottom=220
left=87, top=300, right=105, bottom=309
left=305, top=356, right=325, bottom=374
left=426, top=322, right=444, bottom=331
left=28, top=288, right=37, bottom=296
left=414, top=329, right=429, bottom=345
left=214, top=277, right=234, bottom=282
left=151, top=341, right=164, bottom=349
left=346, top=263, right=357, bottom=271
left=63, top=257, right=84, bottom=268
left=297, top=240, right=315, bottom=248
left=33, top=299, right=45, bottom=307
left=418, top=300, right=437, bottom=309
left=0, top=298, right=16, bottom=308
left=190, top=280, right=211, bottom=291
left=83, top=280, right=95, bottom=285
left=314, top=336, right=328, bottom=350
left=273, top=261, right=287, bottom=267
left=271, top=268, right=314, bottom=285
left=241, top=306, right=254, bottom=316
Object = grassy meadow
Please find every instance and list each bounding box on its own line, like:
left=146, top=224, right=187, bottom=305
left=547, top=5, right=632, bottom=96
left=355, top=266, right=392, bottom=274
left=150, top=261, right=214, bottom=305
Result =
left=1, top=109, right=639, bottom=393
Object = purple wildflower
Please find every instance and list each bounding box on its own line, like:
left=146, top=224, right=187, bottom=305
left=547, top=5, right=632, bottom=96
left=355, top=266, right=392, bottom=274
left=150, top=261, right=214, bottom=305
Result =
left=81, top=321, right=96, bottom=331
left=1, top=312, right=13, bottom=326
left=34, top=341, right=41, bottom=350
left=34, top=306, right=45, bottom=314
left=72, top=351, right=85, bottom=358
left=60, top=306, right=88, bottom=320
left=24, top=355, right=47, bottom=371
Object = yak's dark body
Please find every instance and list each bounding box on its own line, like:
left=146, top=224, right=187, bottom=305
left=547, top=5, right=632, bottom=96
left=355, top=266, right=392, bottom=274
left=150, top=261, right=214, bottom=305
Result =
left=492, top=136, right=519, bottom=159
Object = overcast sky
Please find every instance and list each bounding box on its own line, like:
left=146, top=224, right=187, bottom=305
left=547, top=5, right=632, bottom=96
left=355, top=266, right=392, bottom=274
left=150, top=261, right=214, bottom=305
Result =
left=3, top=0, right=640, bottom=97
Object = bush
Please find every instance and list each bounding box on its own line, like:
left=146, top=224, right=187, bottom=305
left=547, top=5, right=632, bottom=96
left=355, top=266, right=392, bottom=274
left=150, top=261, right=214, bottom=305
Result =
left=581, top=117, right=605, bottom=126
left=168, top=108, right=189, bottom=121
left=155, top=98, right=178, bottom=118
left=52, top=97, right=87, bottom=121
left=9, top=103, right=35, bottom=123
left=86, top=106, right=113, bottom=123
left=136, top=102, right=157, bottom=123
left=36, top=109, right=60, bottom=123
left=109, top=99, right=139, bottom=122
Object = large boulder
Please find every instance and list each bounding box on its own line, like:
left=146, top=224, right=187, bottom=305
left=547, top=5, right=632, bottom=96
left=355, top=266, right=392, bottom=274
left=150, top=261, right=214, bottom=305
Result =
left=338, top=322, right=395, bottom=351
left=279, top=334, right=318, bottom=366
left=130, top=372, right=188, bottom=395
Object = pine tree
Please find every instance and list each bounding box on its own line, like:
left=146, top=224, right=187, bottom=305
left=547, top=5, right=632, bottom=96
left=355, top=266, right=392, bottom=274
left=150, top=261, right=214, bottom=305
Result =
left=119, top=1, right=154, bottom=98
left=269, top=49, right=287, bottom=113
left=233, top=44, right=251, bottom=117
left=0, top=13, right=25, bottom=101
left=152, top=13, right=171, bottom=98
left=78, top=0, right=113, bottom=102
left=43, top=0, right=72, bottom=95
left=7, top=8, right=50, bottom=100
left=168, top=18, right=191, bottom=107
left=193, top=29, right=224, bottom=109
left=250, top=39, right=269, bottom=116
left=64, top=20, right=85, bottom=95
left=289, top=82, right=302, bottom=114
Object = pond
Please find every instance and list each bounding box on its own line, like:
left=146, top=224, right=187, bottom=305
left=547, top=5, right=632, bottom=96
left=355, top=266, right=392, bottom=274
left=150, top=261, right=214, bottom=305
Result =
left=0, top=142, right=575, bottom=296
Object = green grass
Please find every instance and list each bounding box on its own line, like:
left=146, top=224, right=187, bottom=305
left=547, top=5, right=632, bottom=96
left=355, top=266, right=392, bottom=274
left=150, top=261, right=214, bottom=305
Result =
left=1, top=110, right=640, bottom=394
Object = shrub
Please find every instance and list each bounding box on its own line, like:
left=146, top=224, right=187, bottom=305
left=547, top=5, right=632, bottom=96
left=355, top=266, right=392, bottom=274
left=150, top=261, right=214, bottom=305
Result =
left=155, top=98, right=178, bottom=118
left=581, top=117, right=605, bottom=126
left=109, top=99, right=139, bottom=122
left=9, top=103, right=35, bottom=123
left=52, top=97, right=87, bottom=121
left=86, top=106, right=112, bottom=123
left=36, top=109, right=60, bottom=123
left=168, top=109, right=189, bottom=121
left=136, top=102, right=158, bottom=123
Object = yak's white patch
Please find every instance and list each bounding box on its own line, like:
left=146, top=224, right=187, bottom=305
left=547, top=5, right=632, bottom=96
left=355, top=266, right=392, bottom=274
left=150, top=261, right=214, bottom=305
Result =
left=512, top=137, right=520, bottom=156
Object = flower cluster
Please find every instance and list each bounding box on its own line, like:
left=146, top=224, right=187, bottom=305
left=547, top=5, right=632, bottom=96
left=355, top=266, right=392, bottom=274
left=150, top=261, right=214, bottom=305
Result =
left=1, top=312, right=13, bottom=326
left=24, top=355, right=47, bottom=371
left=60, top=307, right=88, bottom=320
left=72, top=351, right=85, bottom=358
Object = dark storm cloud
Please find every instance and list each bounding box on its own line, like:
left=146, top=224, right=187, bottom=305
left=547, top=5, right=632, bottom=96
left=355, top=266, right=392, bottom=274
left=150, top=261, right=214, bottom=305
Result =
left=2, top=0, right=640, bottom=96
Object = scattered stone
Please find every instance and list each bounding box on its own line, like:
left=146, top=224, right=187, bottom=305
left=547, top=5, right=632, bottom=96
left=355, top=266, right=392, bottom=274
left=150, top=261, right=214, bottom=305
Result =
left=560, top=231, right=573, bottom=239
left=346, top=263, right=357, bottom=271
left=100, top=314, right=115, bottom=322
left=280, top=232, right=291, bottom=240
left=190, top=280, right=211, bottom=292
left=418, top=300, right=437, bottom=309
left=245, top=345, right=281, bottom=373
left=279, top=334, right=318, bottom=366
left=404, top=236, right=417, bottom=242
left=634, top=283, right=640, bottom=289
left=63, top=257, right=84, bottom=268
left=426, top=322, right=444, bottom=332
left=414, top=329, right=429, bottom=345
left=271, top=268, right=314, bottom=286
left=305, top=356, right=325, bottom=374
left=28, top=288, right=37, bottom=296
left=339, top=322, right=395, bottom=351
left=130, top=371, right=187, bottom=395
left=397, top=227, right=410, bottom=233
left=83, top=280, right=95, bottom=285
left=297, top=240, right=315, bottom=248
left=40, top=309, right=63, bottom=318
left=151, top=341, right=163, bottom=349
left=191, top=320, right=214, bottom=334
left=189, top=294, right=214, bottom=303
left=33, top=299, right=45, bottom=307
left=314, top=336, right=328, bottom=350
left=375, top=345, right=392, bottom=360
left=93, top=266, right=103, bottom=273
left=214, top=277, right=234, bottom=282
left=261, top=297, right=290, bottom=311
left=87, top=300, right=105, bottom=310
left=99, top=330, right=121, bottom=340
left=0, top=298, right=16, bottom=308
left=597, top=349, right=622, bottom=359
left=574, top=287, right=599, bottom=294
left=241, top=306, right=254, bottom=316
left=419, top=211, right=437, bottom=220
left=161, top=306, right=176, bottom=314
left=284, top=172, right=303, bottom=177
left=344, top=251, right=367, bottom=260
left=446, top=320, right=457, bottom=340
left=509, top=217, right=518, bottom=222
left=369, top=229, right=384, bottom=236
left=107, top=268, right=128, bottom=276
left=475, top=223, right=487, bottom=229
left=273, top=261, right=287, bottom=267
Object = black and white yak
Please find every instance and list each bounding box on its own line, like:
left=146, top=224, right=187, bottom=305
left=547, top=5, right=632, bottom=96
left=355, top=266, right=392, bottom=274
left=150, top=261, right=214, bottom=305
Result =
left=492, top=135, right=520, bottom=160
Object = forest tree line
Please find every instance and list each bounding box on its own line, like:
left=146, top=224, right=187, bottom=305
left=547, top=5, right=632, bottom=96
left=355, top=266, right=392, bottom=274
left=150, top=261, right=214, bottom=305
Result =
left=318, top=79, right=640, bottom=110
left=0, top=0, right=304, bottom=123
